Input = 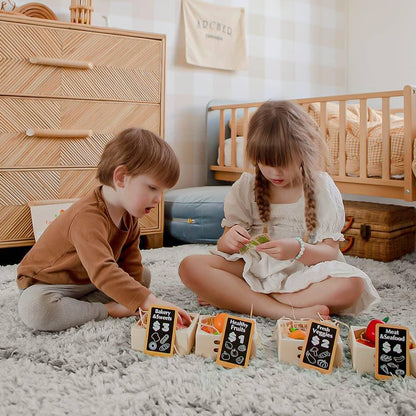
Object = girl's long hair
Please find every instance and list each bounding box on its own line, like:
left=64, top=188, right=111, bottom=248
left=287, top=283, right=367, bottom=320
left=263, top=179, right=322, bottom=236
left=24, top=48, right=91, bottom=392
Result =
left=246, top=100, right=328, bottom=239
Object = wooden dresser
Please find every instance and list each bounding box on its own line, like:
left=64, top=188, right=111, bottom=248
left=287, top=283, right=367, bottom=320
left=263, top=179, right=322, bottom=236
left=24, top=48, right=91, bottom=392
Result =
left=0, top=14, right=166, bottom=248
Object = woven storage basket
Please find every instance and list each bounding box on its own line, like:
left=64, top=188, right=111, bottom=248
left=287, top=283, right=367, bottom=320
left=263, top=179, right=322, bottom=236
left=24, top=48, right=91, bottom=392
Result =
left=340, top=201, right=416, bottom=262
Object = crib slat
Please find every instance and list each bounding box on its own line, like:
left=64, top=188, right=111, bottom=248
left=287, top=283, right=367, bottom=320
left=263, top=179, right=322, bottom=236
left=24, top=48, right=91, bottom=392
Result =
left=218, top=110, right=225, bottom=166
left=381, top=97, right=391, bottom=180
left=230, top=108, right=237, bottom=167
left=338, top=100, right=346, bottom=178
left=319, top=101, right=327, bottom=143
left=403, top=85, right=416, bottom=200
left=359, top=99, right=368, bottom=179
left=243, top=108, right=249, bottom=170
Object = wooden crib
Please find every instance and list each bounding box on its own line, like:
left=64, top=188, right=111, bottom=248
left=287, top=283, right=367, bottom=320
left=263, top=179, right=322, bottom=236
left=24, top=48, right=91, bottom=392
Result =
left=206, top=85, right=416, bottom=202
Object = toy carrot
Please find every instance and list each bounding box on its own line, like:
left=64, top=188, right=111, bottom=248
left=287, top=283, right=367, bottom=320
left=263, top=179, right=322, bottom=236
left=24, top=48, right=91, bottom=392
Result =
left=288, top=326, right=306, bottom=340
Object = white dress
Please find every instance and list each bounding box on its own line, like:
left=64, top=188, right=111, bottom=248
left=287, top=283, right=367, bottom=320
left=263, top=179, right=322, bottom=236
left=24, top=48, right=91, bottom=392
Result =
left=213, top=172, right=380, bottom=316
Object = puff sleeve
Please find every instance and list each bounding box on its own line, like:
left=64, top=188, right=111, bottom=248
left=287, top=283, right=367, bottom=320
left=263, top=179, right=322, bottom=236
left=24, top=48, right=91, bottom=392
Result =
left=221, top=172, right=255, bottom=229
left=310, top=172, right=345, bottom=244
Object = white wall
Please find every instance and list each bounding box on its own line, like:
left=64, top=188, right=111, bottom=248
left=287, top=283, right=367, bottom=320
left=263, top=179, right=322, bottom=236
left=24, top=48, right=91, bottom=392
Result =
left=347, top=0, right=416, bottom=206
left=348, top=0, right=416, bottom=93
left=18, top=0, right=348, bottom=188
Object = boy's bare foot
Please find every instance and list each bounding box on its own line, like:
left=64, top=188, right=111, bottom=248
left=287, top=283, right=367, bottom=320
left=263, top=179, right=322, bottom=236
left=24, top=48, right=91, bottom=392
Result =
left=292, top=304, right=330, bottom=320
left=105, top=301, right=135, bottom=318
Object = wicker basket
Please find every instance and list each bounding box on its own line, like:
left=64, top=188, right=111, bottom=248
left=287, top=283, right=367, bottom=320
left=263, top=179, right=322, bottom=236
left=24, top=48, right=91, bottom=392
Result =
left=341, top=201, right=416, bottom=262
left=69, top=0, right=93, bottom=25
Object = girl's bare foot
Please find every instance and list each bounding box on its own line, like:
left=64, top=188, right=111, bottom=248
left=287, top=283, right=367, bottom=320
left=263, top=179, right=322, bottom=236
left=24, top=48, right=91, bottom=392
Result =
left=105, top=301, right=135, bottom=318
left=292, top=304, right=330, bottom=320
left=197, top=296, right=212, bottom=307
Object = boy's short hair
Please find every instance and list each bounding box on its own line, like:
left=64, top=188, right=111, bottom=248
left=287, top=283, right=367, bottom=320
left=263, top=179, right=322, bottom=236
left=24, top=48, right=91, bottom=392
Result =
left=97, top=128, right=180, bottom=188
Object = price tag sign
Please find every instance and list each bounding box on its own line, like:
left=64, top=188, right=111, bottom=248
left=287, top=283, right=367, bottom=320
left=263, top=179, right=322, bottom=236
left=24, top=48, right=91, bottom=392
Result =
left=216, top=314, right=255, bottom=369
left=144, top=305, right=178, bottom=357
left=299, top=320, right=339, bottom=374
left=375, top=324, right=409, bottom=380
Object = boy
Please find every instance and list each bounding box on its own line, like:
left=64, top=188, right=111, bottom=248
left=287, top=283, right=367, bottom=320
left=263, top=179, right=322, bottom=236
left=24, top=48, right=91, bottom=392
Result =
left=17, top=128, right=191, bottom=331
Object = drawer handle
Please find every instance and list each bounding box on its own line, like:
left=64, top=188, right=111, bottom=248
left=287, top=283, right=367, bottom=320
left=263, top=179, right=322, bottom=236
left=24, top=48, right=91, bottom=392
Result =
left=26, top=129, right=93, bottom=138
left=29, top=57, right=94, bottom=70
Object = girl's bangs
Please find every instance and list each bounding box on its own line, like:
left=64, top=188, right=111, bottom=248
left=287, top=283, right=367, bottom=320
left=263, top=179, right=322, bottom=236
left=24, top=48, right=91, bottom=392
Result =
left=254, top=135, right=296, bottom=168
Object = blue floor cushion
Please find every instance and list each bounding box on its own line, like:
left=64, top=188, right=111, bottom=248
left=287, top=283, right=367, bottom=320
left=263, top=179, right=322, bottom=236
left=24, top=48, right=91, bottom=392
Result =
left=164, top=186, right=231, bottom=244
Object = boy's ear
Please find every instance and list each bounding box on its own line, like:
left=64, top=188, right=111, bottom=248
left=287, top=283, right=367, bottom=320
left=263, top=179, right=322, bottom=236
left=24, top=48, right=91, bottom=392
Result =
left=113, top=165, right=128, bottom=188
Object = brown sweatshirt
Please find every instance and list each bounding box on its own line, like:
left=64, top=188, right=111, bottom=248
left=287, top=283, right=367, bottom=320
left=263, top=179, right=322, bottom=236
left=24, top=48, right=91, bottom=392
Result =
left=17, top=187, right=151, bottom=312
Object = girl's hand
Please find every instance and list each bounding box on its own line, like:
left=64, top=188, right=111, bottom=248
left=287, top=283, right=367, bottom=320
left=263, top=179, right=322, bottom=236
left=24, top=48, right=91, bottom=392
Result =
left=218, top=225, right=250, bottom=254
left=256, top=237, right=301, bottom=260
left=141, top=293, right=192, bottom=326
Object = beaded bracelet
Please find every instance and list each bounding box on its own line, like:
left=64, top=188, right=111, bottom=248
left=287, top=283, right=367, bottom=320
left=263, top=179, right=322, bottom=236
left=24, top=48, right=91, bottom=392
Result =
left=294, top=237, right=305, bottom=260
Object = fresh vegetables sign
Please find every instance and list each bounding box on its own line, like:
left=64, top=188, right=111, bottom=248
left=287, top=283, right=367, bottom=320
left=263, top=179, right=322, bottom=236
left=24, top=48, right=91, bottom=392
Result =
left=299, top=320, right=340, bottom=374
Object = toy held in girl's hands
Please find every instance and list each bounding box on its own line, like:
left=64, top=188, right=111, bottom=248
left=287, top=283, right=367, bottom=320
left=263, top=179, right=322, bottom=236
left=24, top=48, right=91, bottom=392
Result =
left=239, top=233, right=270, bottom=254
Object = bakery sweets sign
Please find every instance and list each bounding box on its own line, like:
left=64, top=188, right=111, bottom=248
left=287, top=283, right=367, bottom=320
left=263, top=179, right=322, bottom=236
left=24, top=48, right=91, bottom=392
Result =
left=183, top=0, right=247, bottom=71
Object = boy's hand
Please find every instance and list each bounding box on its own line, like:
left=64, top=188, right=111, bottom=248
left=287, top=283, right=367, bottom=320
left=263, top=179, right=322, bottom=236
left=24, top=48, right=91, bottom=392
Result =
left=256, top=237, right=301, bottom=260
left=141, top=293, right=192, bottom=326
left=219, top=225, right=250, bottom=254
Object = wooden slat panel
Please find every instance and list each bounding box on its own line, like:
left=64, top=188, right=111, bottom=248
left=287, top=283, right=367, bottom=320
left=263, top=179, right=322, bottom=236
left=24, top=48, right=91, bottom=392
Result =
left=0, top=97, right=161, bottom=168
left=230, top=108, right=237, bottom=167
left=381, top=97, right=391, bottom=180
left=0, top=169, right=160, bottom=241
left=359, top=99, right=368, bottom=178
left=0, top=20, right=162, bottom=102
left=338, top=100, right=346, bottom=178
left=0, top=205, right=33, bottom=241
left=0, top=22, right=62, bottom=96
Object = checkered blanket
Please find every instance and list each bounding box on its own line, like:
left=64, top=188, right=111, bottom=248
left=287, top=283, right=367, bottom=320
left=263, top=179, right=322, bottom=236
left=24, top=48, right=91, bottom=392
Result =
left=304, top=102, right=415, bottom=178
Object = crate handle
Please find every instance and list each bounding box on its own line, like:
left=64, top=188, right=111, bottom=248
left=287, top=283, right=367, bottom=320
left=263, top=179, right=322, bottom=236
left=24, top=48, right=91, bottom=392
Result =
left=29, top=57, right=93, bottom=70
left=342, top=216, right=354, bottom=233
left=341, top=215, right=355, bottom=253
left=26, top=129, right=93, bottom=139
left=341, top=236, right=354, bottom=253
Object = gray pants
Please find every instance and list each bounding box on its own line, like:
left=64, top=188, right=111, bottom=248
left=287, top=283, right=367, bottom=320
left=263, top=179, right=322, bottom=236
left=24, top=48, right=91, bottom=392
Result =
left=18, top=267, right=151, bottom=332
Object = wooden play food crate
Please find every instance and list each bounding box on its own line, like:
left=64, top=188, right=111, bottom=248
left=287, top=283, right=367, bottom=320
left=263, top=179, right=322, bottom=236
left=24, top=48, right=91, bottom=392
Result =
left=341, top=201, right=416, bottom=262
left=194, top=315, right=258, bottom=359
left=131, top=312, right=199, bottom=355
left=276, top=318, right=343, bottom=367
left=349, top=326, right=416, bottom=376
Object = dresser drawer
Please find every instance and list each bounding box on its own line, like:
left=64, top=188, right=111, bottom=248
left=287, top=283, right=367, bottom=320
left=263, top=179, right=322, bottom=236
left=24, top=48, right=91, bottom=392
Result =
left=0, top=169, right=161, bottom=243
left=0, top=97, right=161, bottom=168
left=0, top=20, right=163, bottom=102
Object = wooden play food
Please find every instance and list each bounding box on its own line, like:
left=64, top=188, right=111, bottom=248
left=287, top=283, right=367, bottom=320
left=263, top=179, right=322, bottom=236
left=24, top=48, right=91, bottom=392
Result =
left=276, top=318, right=343, bottom=367
left=349, top=325, right=416, bottom=376
left=131, top=312, right=199, bottom=355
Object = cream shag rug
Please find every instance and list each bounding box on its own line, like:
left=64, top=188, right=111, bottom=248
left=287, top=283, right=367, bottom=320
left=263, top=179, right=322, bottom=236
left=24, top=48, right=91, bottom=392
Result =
left=1, top=244, right=416, bottom=416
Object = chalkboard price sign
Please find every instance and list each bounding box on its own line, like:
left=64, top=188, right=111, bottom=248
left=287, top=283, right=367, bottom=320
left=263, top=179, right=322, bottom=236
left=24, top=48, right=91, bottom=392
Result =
left=375, top=324, right=409, bottom=380
left=299, top=320, right=340, bottom=374
left=144, top=305, right=178, bottom=357
left=216, top=314, right=255, bottom=369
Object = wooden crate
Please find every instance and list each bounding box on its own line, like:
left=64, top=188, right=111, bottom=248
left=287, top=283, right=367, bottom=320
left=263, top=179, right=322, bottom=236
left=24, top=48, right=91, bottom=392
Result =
left=341, top=201, right=416, bottom=262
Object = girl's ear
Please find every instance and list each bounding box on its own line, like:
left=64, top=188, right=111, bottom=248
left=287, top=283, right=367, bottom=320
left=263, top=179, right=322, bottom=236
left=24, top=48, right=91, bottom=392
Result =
left=113, top=165, right=128, bottom=188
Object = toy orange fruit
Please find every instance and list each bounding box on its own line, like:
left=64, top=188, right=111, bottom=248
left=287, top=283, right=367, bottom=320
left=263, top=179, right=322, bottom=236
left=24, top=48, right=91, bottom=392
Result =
left=213, top=313, right=228, bottom=333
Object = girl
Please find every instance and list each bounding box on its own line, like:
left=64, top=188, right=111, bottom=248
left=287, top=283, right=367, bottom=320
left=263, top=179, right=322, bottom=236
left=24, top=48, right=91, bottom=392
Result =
left=179, top=101, right=379, bottom=320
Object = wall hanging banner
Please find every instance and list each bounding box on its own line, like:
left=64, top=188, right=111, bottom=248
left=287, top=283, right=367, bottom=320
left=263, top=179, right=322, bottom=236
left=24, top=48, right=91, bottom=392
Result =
left=183, top=0, right=247, bottom=71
